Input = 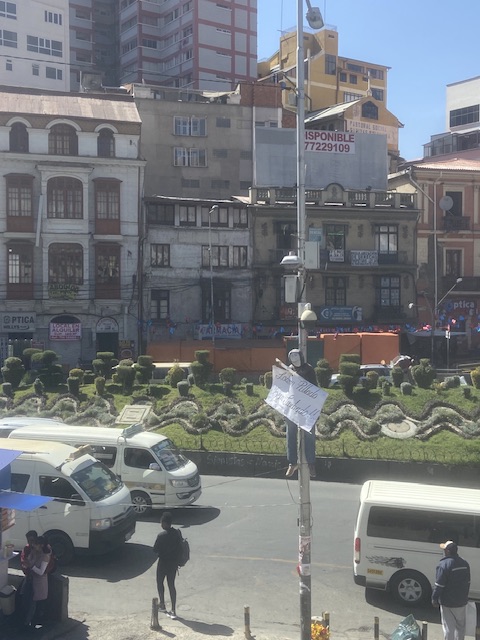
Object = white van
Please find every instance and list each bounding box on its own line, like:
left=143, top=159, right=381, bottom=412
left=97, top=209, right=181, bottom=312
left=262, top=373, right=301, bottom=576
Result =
left=2, top=438, right=135, bottom=564
left=354, top=480, right=480, bottom=605
left=9, top=423, right=202, bottom=515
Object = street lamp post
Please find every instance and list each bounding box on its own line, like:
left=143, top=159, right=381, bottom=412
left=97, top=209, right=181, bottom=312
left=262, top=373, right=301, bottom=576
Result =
left=208, top=205, right=218, bottom=346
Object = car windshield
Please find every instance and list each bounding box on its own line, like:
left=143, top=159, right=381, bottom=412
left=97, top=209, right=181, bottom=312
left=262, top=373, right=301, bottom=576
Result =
left=151, top=439, right=188, bottom=471
left=71, top=462, right=123, bottom=502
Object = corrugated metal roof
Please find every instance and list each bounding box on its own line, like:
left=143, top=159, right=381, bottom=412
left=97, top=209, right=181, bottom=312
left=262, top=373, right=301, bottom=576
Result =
left=0, top=89, right=141, bottom=123
left=305, top=100, right=361, bottom=123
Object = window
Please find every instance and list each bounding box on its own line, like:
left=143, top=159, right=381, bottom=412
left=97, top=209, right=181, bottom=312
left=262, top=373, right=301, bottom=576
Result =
left=48, top=124, right=78, bottom=155
left=9, top=122, right=28, bottom=152
left=151, top=243, right=170, bottom=267
left=96, top=244, right=120, bottom=298
left=87, top=445, right=117, bottom=468
left=375, top=224, right=398, bottom=262
left=95, top=180, right=120, bottom=219
left=174, top=147, right=207, bottom=167
left=151, top=289, right=169, bottom=320
left=11, top=473, right=29, bottom=493
left=47, top=177, right=83, bottom=219
left=377, top=276, right=400, bottom=308
left=445, top=250, right=462, bottom=278
left=183, top=1, right=192, bottom=12
left=349, top=74, right=357, bottom=84
left=5, top=58, right=12, bottom=70
left=174, top=115, right=206, bottom=136
left=27, top=36, right=62, bottom=57
left=49, top=243, right=83, bottom=285
left=233, top=209, right=248, bottom=227
left=124, top=448, right=155, bottom=469
left=0, top=2, right=16, bottom=19
left=181, top=178, right=199, bottom=188
left=46, top=66, right=62, bottom=80
left=325, top=54, right=336, bottom=75
left=179, top=205, right=196, bottom=226
left=40, top=476, right=78, bottom=501
left=371, top=88, right=384, bottom=101
left=213, top=148, right=228, bottom=158
left=211, top=179, right=230, bottom=189
left=445, top=191, right=463, bottom=217
left=32, top=64, right=39, bottom=76
left=326, top=276, right=346, bottom=306
left=202, top=279, right=230, bottom=322
left=344, top=92, right=362, bottom=102
left=122, top=38, right=137, bottom=54
left=325, top=224, right=346, bottom=262
left=142, top=38, right=157, bottom=48
left=450, top=105, right=479, bottom=128
left=7, top=243, right=33, bottom=299
left=362, top=101, right=378, bottom=120
left=44, top=10, right=62, bottom=24
left=164, top=8, right=179, bottom=24
left=147, top=203, right=174, bottom=225
left=201, top=206, right=228, bottom=227
left=216, top=117, right=231, bottom=128
left=0, top=29, right=16, bottom=47
left=6, top=174, right=32, bottom=216
left=367, top=68, right=384, bottom=80
left=202, top=245, right=228, bottom=267
left=97, top=128, right=115, bottom=157
left=232, top=246, right=247, bottom=268
left=339, top=72, right=347, bottom=82
left=346, top=63, right=364, bottom=73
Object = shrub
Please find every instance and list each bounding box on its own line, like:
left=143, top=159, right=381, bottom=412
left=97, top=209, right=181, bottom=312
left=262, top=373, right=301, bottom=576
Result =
left=113, top=363, right=135, bottom=394
left=411, top=358, right=436, bottom=389
left=338, top=357, right=360, bottom=395
left=463, top=386, right=472, bottom=400
left=33, top=377, right=44, bottom=397
left=93, top=352, right=118, bottom=379
left=382, top=381, right=392, bottom=396
left=339, top=354, right=361, bottom=365
left=192, top=412, right=209, bottom=431
left=22, top=348, right=42, bottom=370
left=177, top=380, right=190, bottom=397
left=443, top=376, right=461, bottom=389
left=67, top=376, right=80, bottom=397
left=147, top=384, right=169, bottom=399
left=134, top=355, right=155, bottom=384
left=219, top=368, right=236, bottom=384
left=31, top=350, right=64, bottom=388
left=365, top=370, right=379, bottom=390
left=246, top=383, right=254, bottom=396
left=1, top=357, right=25, bottom=389
left=400, top=382, right=413, bottom=396
left=68, top=368, right=85, bottom=384
left=84, top=371, right=95, bottom=384
left=471, top=367, right=480, bottom=389
left=222, top=381, right=233, bottom=396
left=264, top=371, right=272, bottom=389
left=2, top=382, right=13, bottom=398
left=167, top=364, right=185, bottom=388
left=258, top=374, right=265, bottom=386
left=191, top=351, right=213, bottom=388
left=95, top=376, right=106, bottom=396
left=315, top=359, right=333, bottom=388
left=391, top=366, right=404, bottom=388
left=187, top=373, right=195, bottom=387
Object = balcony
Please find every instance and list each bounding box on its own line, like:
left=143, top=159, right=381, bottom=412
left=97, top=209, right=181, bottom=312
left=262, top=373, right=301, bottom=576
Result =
left=250, top=187, right=416, bottom=209
left=441, top=216, right=470, bottom=232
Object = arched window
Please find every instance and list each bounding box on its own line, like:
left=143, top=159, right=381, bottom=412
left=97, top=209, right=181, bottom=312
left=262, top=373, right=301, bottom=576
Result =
left=9, top=122, right=29, bottom=153
left=48, top=243, right=83, bottom=285
left=48, top=123, right=78, bottom=155
left=96, top=244, right=120, bottom=299
left=47, top=177, right=83, bottom=219
left=362, top=101, right=378, bottom=120
left=97, top=128, right=115, bottom=157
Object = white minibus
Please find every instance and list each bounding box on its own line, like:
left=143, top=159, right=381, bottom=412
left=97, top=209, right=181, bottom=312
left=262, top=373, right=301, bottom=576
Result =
left=9, top=423, right=202, bottom=515
left=2, top=438, right=135, bottom=564
left=354, top=480, right=480, bottom=605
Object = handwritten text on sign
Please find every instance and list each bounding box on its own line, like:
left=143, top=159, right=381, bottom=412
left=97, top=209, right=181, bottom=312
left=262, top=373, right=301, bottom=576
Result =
left=265, top=365, right=328, bottom=432
left=304, top=130, right=355, bottom=154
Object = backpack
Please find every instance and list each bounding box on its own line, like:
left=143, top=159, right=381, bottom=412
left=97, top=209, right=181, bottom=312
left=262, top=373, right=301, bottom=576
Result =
left=177, top=533, right=190, bottom=568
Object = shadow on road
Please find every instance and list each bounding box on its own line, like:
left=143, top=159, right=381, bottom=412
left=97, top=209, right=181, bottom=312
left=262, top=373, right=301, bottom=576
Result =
left=138, top=505, right=221, bottom=528
left=178, top=616, right=235, bottom=637
left=365, top=588, right=441, bottom=624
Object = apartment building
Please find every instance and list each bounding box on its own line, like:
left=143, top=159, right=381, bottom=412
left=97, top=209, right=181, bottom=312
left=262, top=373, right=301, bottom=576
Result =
left=0, top=86, right=145, bottom=367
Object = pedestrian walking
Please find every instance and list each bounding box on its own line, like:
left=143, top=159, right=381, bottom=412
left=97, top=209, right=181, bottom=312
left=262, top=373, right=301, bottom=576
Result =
left=432, top=540, right=471, bottom=640
left=285, top=349, right=317, bottom=478
left=22, top=535, right=52, bottom=628
left=153, top=512, right=181, bottom=619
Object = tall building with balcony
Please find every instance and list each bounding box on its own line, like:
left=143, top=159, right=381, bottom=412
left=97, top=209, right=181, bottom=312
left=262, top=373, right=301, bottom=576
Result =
left=0, top=86, right=145, bottom=367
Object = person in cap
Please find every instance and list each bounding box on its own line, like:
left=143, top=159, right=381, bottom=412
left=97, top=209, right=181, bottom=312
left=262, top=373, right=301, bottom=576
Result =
left=432, top=540, right=471, bottom=640
left=285, top=349, right=317, bottom=479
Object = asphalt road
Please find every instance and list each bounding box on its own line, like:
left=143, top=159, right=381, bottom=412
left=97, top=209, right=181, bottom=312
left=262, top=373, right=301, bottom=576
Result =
left=14, top=476, right=446, bottom=639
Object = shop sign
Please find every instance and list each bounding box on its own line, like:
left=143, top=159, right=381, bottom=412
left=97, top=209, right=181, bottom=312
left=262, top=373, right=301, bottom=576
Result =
left=1, top=313, right=36, bottom=333
left=195, top=324, right=242, bottom=339
left=48, top=284, right=79, bottom=300
left=351, top=250, right=378, bottom=267
left=49, top=322, right=82, bottom=341
left=96, top=317, right=119, bottom=333
left=317, top=306, right=363, bottom=322
left=119, top=340, right=135, bottom=360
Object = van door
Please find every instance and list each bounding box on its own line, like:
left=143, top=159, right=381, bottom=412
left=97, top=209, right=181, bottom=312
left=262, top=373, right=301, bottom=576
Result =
left=122, top=446, right=166, bottom=513
left=33, top=473, right=90, bottom=561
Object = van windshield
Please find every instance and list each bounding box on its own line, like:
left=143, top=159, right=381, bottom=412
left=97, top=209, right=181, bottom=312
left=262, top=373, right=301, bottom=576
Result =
left=152, top=439, right=188, bottom=471
left=71, top=462, right=123, bottom=502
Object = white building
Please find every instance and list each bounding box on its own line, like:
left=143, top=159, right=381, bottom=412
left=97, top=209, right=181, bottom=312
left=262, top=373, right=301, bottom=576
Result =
left=0, top=86, right=145, bottom=368
left=0, top=0, right=70, bottom=91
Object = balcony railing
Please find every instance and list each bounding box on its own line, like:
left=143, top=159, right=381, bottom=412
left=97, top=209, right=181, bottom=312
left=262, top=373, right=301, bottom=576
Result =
left=259, top=248, right=412, bottom=268
left=441, top=216, right=470, bottom=231
left=250, top=187, right=416, bottom=209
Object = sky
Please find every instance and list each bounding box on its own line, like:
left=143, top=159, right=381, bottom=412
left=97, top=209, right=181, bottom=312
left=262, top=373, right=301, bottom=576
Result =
left=257, top=0, right=480, bottom=161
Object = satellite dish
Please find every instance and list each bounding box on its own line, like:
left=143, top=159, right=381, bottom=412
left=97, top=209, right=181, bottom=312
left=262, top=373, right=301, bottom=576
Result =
left=439, top=195, right=453, bottom=212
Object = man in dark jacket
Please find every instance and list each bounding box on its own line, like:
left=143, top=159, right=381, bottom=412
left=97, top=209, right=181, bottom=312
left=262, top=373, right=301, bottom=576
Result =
left=153, top=512, right=181, bottom=619
left=285, top=349, right=317, bottom=479
left=432, top=540, right=471, bottom=640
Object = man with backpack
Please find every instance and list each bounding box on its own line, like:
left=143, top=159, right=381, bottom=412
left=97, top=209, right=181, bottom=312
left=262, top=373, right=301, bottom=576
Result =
left=153, top=512, right=184, bottom=619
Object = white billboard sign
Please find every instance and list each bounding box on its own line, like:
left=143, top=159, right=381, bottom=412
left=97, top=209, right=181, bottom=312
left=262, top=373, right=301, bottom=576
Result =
left=304, top=130, right=355, bottom=154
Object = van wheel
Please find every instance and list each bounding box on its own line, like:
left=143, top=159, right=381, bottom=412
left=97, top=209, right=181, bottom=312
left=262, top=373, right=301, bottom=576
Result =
left=390, top=571, right=431, bottom=606
left=46, top=532, right=74, bottom=565
left=131, top=491, right=152, bottom=516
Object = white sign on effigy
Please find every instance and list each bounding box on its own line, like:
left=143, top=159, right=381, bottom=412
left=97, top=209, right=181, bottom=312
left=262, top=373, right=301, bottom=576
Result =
left=266, top=365, right=328, bottom=432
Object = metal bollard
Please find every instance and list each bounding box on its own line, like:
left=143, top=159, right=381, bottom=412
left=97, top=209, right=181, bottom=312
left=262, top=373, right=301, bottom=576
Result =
left=323, top=612, right=330, bottom=629
left=374, top=616, right=379, bottom=640
left=244, top=605, right=253, bottom=639
left=422, top=621, right=428, bottom=640
left=151, top=597, right=161, bottom=630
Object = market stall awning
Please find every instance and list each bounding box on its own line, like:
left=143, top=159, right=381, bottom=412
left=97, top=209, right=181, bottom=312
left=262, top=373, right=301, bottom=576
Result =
left=0, top=448, right=53, bottom=510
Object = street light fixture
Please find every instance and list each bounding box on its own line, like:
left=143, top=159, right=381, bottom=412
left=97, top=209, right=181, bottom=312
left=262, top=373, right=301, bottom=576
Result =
left=208, top=205, right=218, bottom=346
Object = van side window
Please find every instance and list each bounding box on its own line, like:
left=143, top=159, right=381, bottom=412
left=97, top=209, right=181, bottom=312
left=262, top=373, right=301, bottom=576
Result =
left=40, top=475, right=78, bottom=501
left=83, top=444, right=117, bottom=468
left=11, top=473, right=29, bottom=493
left=368, top=506, right=479, bottom=549
left=124, top=448, right=155, bottom=469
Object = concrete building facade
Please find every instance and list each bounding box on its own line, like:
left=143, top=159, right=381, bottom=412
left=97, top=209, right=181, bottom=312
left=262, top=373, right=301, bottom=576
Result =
left=0, top=86, right=145, bottom=368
